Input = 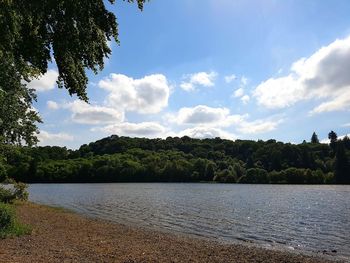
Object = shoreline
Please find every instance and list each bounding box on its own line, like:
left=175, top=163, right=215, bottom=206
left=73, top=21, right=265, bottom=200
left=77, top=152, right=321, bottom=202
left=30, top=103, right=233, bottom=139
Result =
left=0, top=202, right=344, bottom=263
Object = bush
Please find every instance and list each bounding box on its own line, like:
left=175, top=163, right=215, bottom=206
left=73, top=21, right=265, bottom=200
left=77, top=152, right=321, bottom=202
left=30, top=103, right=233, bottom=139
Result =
left=0, top=202, right=31, bottom=238
left=0, top=203, right=14, bottom=230
left=13, top=182, right=29, bottom=201
left=0, top=182, right=29, bottom=203
left=0, top=187, right=15, bottom=203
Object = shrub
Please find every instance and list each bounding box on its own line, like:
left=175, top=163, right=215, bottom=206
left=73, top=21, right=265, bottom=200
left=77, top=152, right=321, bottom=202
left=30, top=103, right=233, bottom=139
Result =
left=13, top=182, right=29, bottom=201
left=0, top=203, right=14, bottom=230
left=0, top=182, right=29, bottom=203
left=0, top=202, right=31, bottom=238
left=0, top=187, right=15, bottom=203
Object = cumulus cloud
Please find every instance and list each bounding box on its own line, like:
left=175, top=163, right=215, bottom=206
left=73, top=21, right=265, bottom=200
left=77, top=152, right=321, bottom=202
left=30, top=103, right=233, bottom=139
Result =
left=169, top=105, right=245, bottom=127
left=224, top=74, right=236, bottom=83
left=237, top=118, right=283, bottom=134
left=240, top=95, right=250, bottom=104
left=233, top=88, right=244, bottom=98
left=47, top=100, right=59, bottom=110
left=98, top=74, right=170, bottom=114
left=172, top=105, right=229, bottom=125
left=65, top=100, right=124, bottom=125
left=309, top=90, right=350, bottom=115
left=27, top=69, right=58, bottom=92
left=37, top=130, right=74, bottom=146
left=180, top=71, right=217, bottom=92
left=178, top=127, right=237, bottom=140
left=168, top=105, right=281, bottom=135
left=253, top=36, right=350, bottom=113
left=94, top=122, right=166, bottom=138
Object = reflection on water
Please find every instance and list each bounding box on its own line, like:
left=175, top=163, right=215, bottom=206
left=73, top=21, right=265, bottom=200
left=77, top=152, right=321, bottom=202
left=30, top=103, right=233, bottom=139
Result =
left=29, top=183, right=350, bottom=259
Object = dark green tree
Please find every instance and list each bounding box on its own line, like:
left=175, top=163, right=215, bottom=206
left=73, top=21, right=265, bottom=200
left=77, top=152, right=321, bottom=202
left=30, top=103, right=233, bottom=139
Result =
left=334, top=141, right=350, bottom=184
left=343, top=135, right=350, bottom=150
left=328, top=130, right=338, bottom=152
left=311, top=132, right=319, bottom=144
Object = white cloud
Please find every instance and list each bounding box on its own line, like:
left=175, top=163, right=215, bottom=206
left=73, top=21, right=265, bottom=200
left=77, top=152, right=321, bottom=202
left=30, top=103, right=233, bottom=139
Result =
left=66, top=100, right=124, bottom=125
left=168, top=105, right=281, bottom=135
left=342, top=123, right=350, bottom=127
left=232, top=76, right=250, bottom=104
left=98, top=74, right=170, bottom=114
left=224, top=74, right=236, bottom=83
left=309, top=90, right=350, bottom=115
left=233, top=88, right=244, bottom=98
left=253, top=36, right=350, bottom=113
left=37, top=130, right=74, bottom=147
left=253, top=75, right=304, bottom=109
left=241, top=95, right=250, bottom=104
left=94, top=122, right=166, bottom=138
left=178, top=127, right=237, bottom=140
left=180, top=71, right=217, bottom=92
left=27, top=69, right=58, bottom=92
left=241, top=76, right=248, bottom=86
left=237, top=118, right=283, bottom=134
left=47, top=100, right=59, bottom=110
left=172, top=105, right=229, bottom=125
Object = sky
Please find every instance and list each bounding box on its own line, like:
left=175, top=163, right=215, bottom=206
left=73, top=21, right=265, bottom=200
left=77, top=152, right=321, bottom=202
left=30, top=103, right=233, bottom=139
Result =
left=31, top=0, right=350, bottom=149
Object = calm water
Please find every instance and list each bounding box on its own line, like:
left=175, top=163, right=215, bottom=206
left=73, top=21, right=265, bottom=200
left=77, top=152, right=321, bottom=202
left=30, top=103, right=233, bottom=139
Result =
left=28, top=183, right=350, bottom=260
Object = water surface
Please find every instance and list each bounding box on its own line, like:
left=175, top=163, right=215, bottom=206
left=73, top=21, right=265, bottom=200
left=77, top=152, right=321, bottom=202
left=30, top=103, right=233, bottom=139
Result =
left=29, top=183, right=350, bottom=260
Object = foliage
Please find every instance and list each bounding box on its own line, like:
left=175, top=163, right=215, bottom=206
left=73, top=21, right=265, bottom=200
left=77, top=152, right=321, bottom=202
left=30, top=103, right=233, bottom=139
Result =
left=335, top=141, right=350, bottom=184
left=0, top=187, right=16, bottom=203
left=0, top=203, right=14, bottom=230
left=0, top=182, right=29, bottom=203
left=2, top=133, right=349, bottom=184
left=0, top=202, right=31, bottom=239
left=12, top=182, right=29, bottom=201
left=328, top=130, right=338, bottom=152
left=311, top=132, right=319, bottom=144
left=0, top=162, right=6, bottom=182
left=0, top=56, right=42, bottom=146
left=0, top=0, right=146, bottom=145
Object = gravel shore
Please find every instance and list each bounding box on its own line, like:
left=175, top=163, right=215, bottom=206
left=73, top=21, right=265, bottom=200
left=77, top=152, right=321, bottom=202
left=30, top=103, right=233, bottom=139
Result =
left=0, top=202, right=342, bottom=263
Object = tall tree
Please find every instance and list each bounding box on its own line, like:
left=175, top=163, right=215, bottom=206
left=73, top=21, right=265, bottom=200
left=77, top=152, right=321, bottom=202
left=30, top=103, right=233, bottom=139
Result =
left=328, top=131, right=338, bottom=152
left=0, top=0, right=146, bottom=145
left=334, top=141, right=350, bottom=184
left=311, top=132, right=319, bottom=144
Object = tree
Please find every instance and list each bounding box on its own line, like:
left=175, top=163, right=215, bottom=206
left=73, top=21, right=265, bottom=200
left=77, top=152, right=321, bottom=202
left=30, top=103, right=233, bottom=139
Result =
left=0, top=83, right=41, bottom=146
left=334, top=141, right=350, bottom=184
left=311, top=132, right=319, bottom=144
left=343, top=135, right=350, bottom=150
left=0, top=0, right=146, bottom=145
left=328, top=130, right=338, bottom=152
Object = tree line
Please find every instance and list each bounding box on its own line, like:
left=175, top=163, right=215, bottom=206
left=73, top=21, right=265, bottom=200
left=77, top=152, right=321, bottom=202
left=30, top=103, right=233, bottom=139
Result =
left=1, top=131, right=349, bottom=184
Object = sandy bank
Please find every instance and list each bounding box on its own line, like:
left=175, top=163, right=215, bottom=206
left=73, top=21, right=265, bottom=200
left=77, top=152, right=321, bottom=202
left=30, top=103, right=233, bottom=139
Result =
left=0, top=202, right=342, bottom=263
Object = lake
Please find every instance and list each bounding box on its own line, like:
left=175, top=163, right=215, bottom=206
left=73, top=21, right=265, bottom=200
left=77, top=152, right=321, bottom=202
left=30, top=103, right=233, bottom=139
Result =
left=28, top=183, right=350, bottom=260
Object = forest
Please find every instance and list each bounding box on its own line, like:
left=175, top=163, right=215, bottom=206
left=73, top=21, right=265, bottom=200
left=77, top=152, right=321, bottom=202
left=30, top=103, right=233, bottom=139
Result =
left=0, top=131, right=349, bottom=184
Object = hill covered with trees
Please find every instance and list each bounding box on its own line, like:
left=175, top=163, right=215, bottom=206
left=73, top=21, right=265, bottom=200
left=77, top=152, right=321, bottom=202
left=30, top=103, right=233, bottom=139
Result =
left=1, top=131, right=349, bottom=184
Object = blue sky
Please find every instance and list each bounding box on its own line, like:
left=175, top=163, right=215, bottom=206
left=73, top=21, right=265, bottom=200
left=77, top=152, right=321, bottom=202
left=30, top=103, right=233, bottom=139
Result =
left=32, top=0, right=350, bottom=148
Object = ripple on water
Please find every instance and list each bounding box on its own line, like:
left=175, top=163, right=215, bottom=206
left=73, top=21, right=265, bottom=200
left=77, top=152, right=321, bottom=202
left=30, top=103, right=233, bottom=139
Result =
left=29, top=183, right=350, bottom=260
